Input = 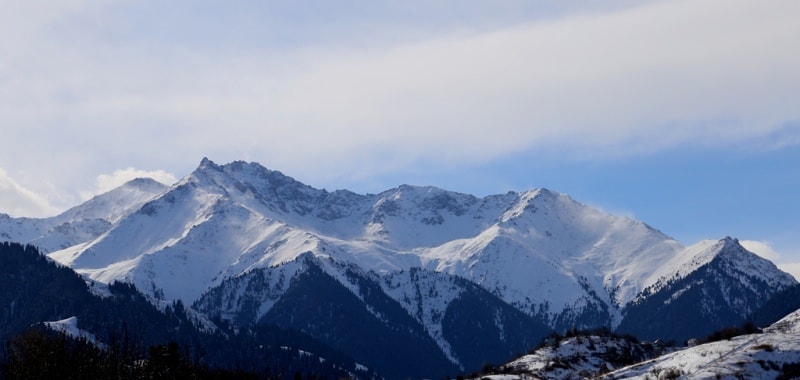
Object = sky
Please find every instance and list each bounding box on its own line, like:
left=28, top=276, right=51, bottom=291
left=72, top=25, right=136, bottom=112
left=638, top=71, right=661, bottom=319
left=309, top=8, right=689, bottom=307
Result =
left=1, top=1, right=799, bottom=275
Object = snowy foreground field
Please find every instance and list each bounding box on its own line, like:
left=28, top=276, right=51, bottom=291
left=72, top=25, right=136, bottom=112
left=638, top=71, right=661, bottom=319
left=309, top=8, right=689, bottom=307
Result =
left=475, top=309, right=800, bottom=379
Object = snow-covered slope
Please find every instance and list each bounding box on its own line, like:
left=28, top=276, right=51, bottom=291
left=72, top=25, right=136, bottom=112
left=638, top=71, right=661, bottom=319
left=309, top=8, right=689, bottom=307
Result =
left=420, top=189, right=685, bottom=328
left=43, top=316, right=106, bottom=349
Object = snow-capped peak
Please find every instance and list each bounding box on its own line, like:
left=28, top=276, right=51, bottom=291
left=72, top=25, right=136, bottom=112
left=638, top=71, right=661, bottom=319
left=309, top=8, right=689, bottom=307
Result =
left=642, top=237, right=796, bottom=297
left=0, top=177, right=168, bottom=253
left=58, top=177, right=169, bottom=224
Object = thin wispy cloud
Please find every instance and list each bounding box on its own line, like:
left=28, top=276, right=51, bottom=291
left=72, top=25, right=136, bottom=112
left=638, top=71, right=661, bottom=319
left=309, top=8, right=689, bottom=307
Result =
left=741, top=240, right=800, bottom=281
left=741, top=240, right=781, bottom=262
left=0, top=168, right=57, bottom=218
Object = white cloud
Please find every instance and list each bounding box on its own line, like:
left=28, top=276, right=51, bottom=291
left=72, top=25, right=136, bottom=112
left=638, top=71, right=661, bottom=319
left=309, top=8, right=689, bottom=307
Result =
left=81, top=168, right=177, bottom=200
left=0, top=168, right=59, bottom=218
left=740, top=240, right=800, bottom=281
left=778, top=263, right=800, bottom=283
left=740, top=240, right=781, bottom=262
left=0, top=0, right=799, bottom=192
left=241, top=0, right=800, bottom=179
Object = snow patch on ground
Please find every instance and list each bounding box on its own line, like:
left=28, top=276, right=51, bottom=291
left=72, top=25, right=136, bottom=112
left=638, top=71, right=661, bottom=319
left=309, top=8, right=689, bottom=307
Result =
left=44, top=316, right=107, bottom=349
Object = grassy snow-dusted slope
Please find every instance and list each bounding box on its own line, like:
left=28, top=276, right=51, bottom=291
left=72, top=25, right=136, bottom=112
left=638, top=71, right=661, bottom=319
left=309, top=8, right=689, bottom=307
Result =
left=474, top=308, right=800, bottom=379
left=603, top=309, right=800, bottom=379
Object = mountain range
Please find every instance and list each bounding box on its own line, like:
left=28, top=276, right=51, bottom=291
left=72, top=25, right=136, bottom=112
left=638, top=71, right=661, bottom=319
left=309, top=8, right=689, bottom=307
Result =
left=1, top=158, right=796, bottom=378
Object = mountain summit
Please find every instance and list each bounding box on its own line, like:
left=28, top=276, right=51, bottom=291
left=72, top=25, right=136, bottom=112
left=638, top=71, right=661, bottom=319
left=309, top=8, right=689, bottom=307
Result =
left=2, top=158, right=795, bottom=378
